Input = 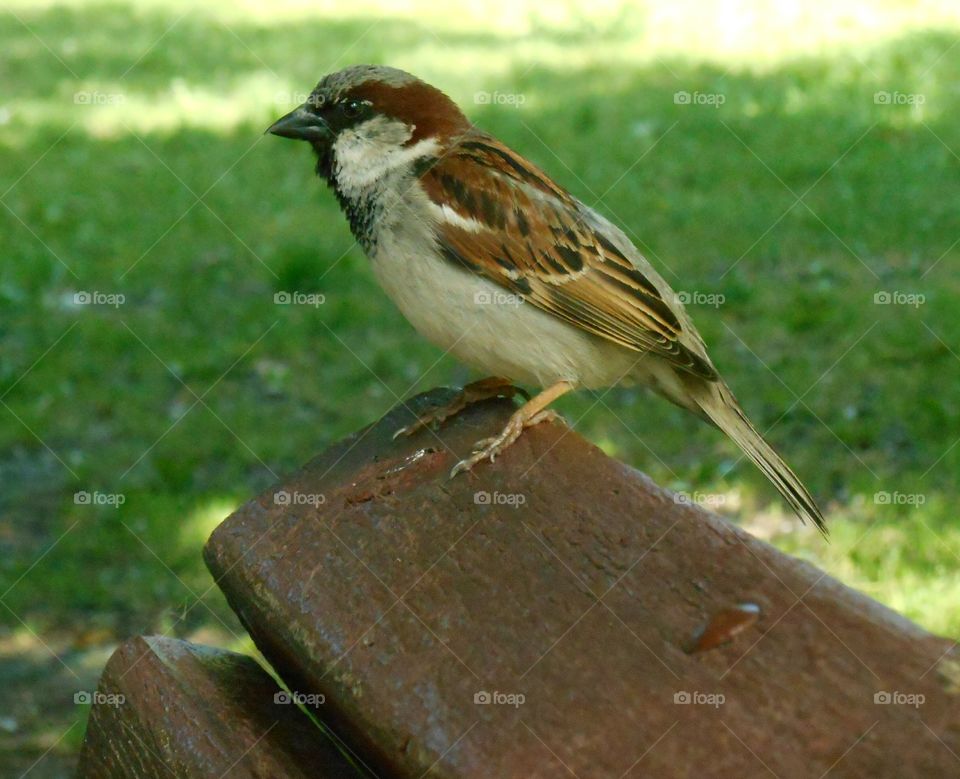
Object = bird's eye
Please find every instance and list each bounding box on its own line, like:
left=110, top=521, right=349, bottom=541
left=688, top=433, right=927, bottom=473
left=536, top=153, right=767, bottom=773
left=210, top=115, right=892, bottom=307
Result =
left=341, top=99, right=367, bottom=119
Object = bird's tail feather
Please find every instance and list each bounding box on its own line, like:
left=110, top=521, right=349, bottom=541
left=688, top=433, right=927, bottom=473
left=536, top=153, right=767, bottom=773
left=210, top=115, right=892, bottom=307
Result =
left=693, top=381, right=827, bottom=536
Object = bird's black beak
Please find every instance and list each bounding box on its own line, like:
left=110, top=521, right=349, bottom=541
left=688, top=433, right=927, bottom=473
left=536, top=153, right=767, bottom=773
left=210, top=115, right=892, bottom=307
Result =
left=266, top=105, right=332, bottom=144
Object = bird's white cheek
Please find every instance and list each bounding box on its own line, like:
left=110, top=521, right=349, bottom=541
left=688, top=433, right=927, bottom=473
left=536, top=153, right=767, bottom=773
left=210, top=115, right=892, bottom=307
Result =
left=331, top=119, right=439, bottom=197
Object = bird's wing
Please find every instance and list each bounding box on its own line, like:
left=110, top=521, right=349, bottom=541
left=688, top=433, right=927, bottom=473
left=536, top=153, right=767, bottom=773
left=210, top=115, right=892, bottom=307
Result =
left=418, top=132, right=718, bottom=381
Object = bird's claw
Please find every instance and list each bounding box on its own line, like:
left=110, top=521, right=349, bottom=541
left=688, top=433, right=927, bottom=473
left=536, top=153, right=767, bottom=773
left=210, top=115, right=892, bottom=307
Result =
left=392, top=422, right=419, bottom=440
left=449, top=409, right=562, bottom=478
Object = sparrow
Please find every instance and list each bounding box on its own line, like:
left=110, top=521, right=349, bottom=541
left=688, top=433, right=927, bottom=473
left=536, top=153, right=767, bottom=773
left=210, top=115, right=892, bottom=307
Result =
left=267, top=65, right=827, bottom=534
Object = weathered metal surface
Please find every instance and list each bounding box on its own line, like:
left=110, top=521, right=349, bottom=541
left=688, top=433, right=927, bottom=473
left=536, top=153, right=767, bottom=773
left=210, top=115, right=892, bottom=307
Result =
left=77, top=635, right=362, bottom=777
left=205, top=388, right=960, bottom=777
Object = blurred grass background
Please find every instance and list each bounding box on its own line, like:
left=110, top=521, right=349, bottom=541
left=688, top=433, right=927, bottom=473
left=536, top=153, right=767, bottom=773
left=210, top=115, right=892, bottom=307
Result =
left=2, top=0, right=959, bottom=774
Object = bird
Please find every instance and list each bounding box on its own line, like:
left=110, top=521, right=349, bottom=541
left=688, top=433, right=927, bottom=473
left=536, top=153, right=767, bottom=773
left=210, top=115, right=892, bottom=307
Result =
left=267, top=64, right=827, bottom=535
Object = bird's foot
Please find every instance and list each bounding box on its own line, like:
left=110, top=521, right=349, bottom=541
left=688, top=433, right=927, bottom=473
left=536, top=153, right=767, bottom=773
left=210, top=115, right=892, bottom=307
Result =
left=450, top=408, right=564, bottom=478
left=393, top=376, right=528, bottom=439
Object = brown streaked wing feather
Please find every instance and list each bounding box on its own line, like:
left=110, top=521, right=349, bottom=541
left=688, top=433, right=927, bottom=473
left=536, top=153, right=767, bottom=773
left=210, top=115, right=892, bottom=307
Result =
left=420, top=133, right=718, bottom=381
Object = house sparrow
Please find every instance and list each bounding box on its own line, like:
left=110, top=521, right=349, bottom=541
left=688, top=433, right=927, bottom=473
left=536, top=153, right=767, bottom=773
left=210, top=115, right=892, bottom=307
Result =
left=267, top=65, right=826, bottom=534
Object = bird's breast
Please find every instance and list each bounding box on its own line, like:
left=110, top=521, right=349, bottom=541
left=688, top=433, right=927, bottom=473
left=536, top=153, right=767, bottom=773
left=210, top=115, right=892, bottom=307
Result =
left=365, top=192, right=638, bottom=388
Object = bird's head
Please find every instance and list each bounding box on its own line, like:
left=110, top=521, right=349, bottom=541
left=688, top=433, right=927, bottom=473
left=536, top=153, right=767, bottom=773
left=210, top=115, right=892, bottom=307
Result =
left=267, top=65, right=470, bottom=188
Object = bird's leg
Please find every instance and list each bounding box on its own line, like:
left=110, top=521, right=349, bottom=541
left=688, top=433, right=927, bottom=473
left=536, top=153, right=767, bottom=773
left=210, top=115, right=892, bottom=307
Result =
left=450, top=380, right=575, bottom=477
left=393, top=376, right=529, bottom=439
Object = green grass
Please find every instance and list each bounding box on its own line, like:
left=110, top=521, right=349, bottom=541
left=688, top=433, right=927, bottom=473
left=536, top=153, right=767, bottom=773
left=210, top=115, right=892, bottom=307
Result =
left=2, top=1, right=960, bottom=774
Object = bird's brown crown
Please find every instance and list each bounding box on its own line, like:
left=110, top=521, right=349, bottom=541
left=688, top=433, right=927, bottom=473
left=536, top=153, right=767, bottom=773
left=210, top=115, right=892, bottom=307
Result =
left=311, top=65, right=471, bottom=144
